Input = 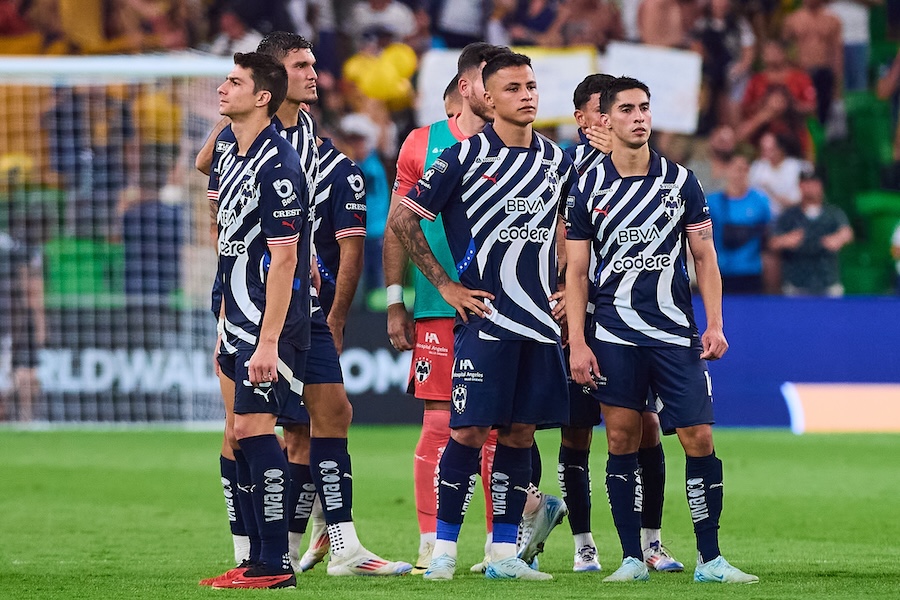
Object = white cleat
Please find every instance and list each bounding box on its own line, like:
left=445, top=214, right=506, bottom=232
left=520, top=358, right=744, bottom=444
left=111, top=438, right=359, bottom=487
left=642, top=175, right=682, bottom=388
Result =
left=517, top=494, right=568, bottom=564
left=485, top=556, right=552, bottom=580
left=327, top=546, right=412, bottom=576
left=298, top=515, right=329, bottom=572
left=643, top=541, right=684, bottom=572
left=694, top=555, right=758, bottom=584
left=423, top=553, right=457, bottom=580
left=573, top=545, right=602, bottom=572
left=469, top=555, right=490, bottom=574
left=411, top=542, right=433, bottom=575
left=603, top=556, right=650, bottom=582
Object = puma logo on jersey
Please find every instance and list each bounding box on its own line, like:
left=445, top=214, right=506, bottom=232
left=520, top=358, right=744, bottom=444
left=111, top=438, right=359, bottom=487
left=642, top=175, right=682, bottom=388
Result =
left=481, top=173, right=498, bottom=184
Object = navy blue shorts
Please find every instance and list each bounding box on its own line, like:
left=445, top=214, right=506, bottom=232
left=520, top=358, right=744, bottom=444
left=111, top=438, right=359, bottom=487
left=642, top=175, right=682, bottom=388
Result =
left=217, top=343, right=308, bottom=424
left=449, top=325, right=569, bottom=429
left=589, top=340, right=714, bottom=434
left=306, top=305, right=343, bottom=385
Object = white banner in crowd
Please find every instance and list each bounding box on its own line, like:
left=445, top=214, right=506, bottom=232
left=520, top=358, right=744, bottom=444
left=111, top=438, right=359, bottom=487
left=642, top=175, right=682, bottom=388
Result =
left=601, top=42, right=702, bottom=135
left=417, top=44, right=701, bottom=134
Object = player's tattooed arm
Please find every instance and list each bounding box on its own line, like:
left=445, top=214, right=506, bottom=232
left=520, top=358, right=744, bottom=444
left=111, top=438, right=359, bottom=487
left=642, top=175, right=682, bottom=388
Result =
left=389, top=205, right=494, bottom=323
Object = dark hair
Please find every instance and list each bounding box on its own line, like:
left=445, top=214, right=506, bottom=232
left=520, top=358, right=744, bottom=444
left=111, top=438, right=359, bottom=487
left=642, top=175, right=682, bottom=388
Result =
left=233, top=52, right=288, bottom=117
left=600, top=76, right=651, bottom=113
left=482, top=52, right=532, bottom=86
left=573, top=74, right=616, bottom=110
left=458, top=42, right=511, bottom=76
left=256, top=31, right=313, bottom=61
left=443, top=74, right=460, bottom=100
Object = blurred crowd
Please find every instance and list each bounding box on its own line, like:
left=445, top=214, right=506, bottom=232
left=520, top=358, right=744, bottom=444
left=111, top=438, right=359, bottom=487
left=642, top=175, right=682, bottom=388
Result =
left=2, top=0, right=900, bottom=300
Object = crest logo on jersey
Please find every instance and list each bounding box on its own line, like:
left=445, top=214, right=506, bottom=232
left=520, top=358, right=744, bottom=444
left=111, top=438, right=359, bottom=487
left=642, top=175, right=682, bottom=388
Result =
left=451, top=384, right=467, bottom=413
left=414, top=358, right=432, bottom=383
left=346, top=173, right=364, bottom=193
left=545, top=169, right=560, bottom=197
left=660, top=185, right=682, bottom=220
left=239, top=173, right=259, bottom=207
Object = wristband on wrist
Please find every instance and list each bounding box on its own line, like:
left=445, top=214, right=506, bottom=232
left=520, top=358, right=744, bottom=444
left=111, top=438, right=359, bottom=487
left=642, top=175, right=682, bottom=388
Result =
left=386, top=284, right=404, bottom=306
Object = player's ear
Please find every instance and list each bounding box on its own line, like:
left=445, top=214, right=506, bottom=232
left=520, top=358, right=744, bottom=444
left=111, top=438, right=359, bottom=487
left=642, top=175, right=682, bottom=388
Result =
left=484, top=89, right=493, bottom=108
left=458, top=76, right=469, bottom=99
left=574, top=109, right=586, bottom=129
left=599, top=113, right=611, bottom=129
left=256, top=89, right=272, bottom=110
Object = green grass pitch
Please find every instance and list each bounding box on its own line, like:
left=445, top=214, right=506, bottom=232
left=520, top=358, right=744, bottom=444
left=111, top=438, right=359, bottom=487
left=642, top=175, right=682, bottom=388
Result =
left=1, top=427, right=898, bottom=599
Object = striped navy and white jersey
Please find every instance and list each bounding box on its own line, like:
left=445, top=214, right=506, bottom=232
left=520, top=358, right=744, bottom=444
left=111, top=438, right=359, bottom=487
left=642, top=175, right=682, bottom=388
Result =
left=566, top=150, right=711, bottom=348
left=208, top=109, right=319, bottom=319
left=564, top=130, right=608, bottom=315
left=210, top=124, right=311, bottom=353
left=402, top=123, right=577, bottom=344
left=566, top=129, right=607, bottom=176
left=312, top=138, right=367, bottom=315
left=273, top=110, right=319, bottom=204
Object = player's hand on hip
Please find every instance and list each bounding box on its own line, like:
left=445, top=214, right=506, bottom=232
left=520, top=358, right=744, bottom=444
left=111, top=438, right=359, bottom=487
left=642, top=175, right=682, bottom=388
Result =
left=387, top=303, right=415, bottom=351
left=569, top=341, right=600, bottom=387
left=248, top=342, right=279, bottom=385
left=700, top=328, right=728, bottom=360
left=438, top=281, right=494, bottom=323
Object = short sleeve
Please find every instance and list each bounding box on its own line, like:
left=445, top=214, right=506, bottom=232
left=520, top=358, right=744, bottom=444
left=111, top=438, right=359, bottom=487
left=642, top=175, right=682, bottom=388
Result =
left=393, top=127, right=428, bottom=196
left=682, top=173, right=712, bottom=233
left=566, top=171, right=596, bottom=241
left=333, top=163, right=368, bottom=239
left=557, top=156, right=578, bottom=216
left=399, top=144, right=464, bottom=221
left=259, top=164, right=307, bottom=247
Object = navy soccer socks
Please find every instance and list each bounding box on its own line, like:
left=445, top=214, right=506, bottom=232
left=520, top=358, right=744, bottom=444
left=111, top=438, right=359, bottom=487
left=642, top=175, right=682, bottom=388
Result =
left=239, top=435, right=291, bottom=573
left=686, top=452, right=723, bottom=562
left=606, top=452, right=643, bottom=560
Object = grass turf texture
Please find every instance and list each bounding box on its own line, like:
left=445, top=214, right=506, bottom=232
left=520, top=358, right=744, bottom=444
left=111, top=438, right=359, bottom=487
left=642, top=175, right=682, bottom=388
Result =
left=1, top=427, right=898, bottom=599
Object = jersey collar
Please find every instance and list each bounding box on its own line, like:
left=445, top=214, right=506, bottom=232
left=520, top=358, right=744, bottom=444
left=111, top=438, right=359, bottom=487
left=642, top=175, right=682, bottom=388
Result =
left=240, top=123, right=278, bottom=157
left=577, top=128, right=590, bottom=146
left=482, top=122, right=542, bottom=150
left=604, top=149, right=664, bottom=179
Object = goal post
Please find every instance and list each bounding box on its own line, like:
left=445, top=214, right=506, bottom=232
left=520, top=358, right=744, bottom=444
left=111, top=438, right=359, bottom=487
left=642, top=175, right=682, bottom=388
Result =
left=0, top=52, right=234, bottom=423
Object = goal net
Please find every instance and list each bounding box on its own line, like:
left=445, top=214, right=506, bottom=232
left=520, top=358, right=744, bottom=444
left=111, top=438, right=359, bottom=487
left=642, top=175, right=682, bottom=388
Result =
left=0, top=53, right=235, bottom=424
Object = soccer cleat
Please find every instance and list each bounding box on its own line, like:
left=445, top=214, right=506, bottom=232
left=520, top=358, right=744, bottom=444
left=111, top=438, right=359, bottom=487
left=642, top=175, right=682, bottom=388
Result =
left=298, top=517, right=330, bottom=572
left=198, top=560, right=251, bottom=586
left=603, top=557, right=650, bottom=582
left=694, top=555, right=759, bottom=584
left=424, top=553, right=457, bottom=580
left=212, top=565, right=296, bottom=589
left=643, top=541, right=684, bottom=572
left=573, top=545, right=602, bottom=572
left=485, top=556, right=552, bottom=580
left=412, top=542, right=433, bottom=575
left=469, top=555, right=490, bottom=574
left=327, top=546, right=413, bottom=576
left=517, top=494, right=568, bottom=564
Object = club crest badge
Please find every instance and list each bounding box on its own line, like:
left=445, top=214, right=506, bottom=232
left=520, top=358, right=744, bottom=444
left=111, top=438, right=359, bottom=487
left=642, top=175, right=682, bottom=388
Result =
left=660, top=185, right=681, bottom=220
left=451, top=384, right=467, bottom=414
left=414, top=358, right=432, bottom=383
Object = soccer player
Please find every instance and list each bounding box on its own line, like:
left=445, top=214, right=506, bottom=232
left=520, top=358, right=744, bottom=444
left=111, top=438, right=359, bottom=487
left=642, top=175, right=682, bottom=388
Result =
left=384, top=42, right=508, bottom=574
left=208, top=51, right=307, bottom=589
left=565, top=76, right=758, bottom=584
left=201, top=33, right=409, bottom=582
left=559, top=74, right=683, bottom=574
left=390, top=51, right=577, bottom=581
left=443, top=74, right=463, bottom=118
